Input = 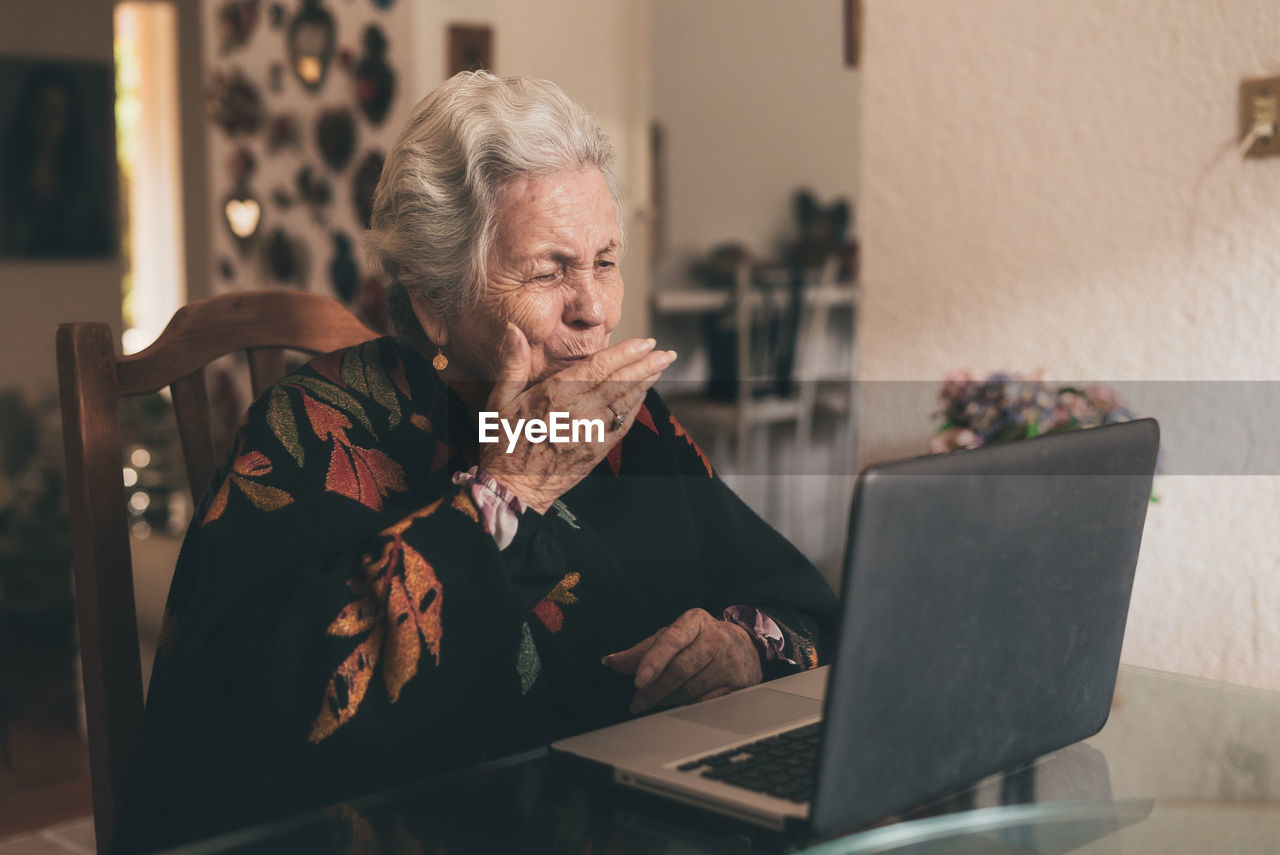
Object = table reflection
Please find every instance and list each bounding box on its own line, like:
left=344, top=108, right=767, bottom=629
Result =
left=165, top=666, right=1280, bottom=854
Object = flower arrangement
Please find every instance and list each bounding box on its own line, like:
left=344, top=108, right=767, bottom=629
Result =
left=930, top=372, right=1135, bottom=455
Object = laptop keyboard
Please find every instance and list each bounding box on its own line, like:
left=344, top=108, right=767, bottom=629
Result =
left=674, top=722, right=820, bottom=803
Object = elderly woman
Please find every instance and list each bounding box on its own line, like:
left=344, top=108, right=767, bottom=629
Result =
left=126, top=71, right=837, bottom=849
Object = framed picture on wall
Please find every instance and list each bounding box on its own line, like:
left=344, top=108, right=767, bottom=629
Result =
left=0, top=58, right=117, bottom=258
left=447, top=24, right=494, bottom=77
left=845, top=0, right=862, bottom=69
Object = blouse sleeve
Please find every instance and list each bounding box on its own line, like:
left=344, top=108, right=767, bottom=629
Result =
left=649, top=392, right=841, bottom=677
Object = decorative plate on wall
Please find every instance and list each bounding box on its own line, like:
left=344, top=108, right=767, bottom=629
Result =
left=296, top=164, right=333, bottom=219
left=355, top=25, right=394, bottom=125
left=208, top=69, right=264, bottom=136
left=289, top=0, right=336, bottom=91
left=217, top=0, right=261, bottom=55
left=266, top=113, right=302, bottom=152
left=316, top=107, right=356, bottom=170
left=265, top=228, right=304, bottom=284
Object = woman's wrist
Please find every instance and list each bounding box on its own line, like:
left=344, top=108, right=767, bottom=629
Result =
left=472, top=461, right=569, bottom=515
left=452, top=466, right=528, bottom=549
left=721, top=605, right=798, bottom=668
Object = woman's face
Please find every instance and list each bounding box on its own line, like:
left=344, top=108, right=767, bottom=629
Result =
left=424, top=166, right=624, bottom=387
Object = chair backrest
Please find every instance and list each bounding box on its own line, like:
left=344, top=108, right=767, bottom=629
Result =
left=56, top=290, right=377, bottom=854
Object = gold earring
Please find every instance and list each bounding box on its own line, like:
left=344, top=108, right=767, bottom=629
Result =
left=432, top=348, right=448, bottom=371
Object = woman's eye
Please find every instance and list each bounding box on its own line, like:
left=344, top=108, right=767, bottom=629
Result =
left=532, top=271, right=559, bottom=283
left=596, top=260, right=615, bottom=271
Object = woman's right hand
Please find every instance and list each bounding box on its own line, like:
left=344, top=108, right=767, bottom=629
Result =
left=477, top=324, right=676, bottom=513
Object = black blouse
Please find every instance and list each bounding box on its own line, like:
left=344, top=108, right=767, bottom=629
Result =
left=122, top=337, right=838, bottom=852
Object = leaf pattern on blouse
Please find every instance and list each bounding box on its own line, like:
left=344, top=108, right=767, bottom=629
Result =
left=669, top=413, right=714, bottom=478
left=310, top=499, right=446, bottom=743
left=302, top=393, right=407, bottom=512
left=531, top=572, right=580, bottom=635
left=202, top=439, right=295, bottom=525
left=516, top=622, right=541, bottom=696
left=606, top=403, right=660, bottom=476
left=340, top=342, right=403, bottom=428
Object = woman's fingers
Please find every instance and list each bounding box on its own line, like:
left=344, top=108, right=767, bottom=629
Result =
left=559, top=340, right=674, bottom=397
left=618, top=611, right=764, bottom=715
left=573, top=337, right=658, bottom=385
left=486, top=323, right=532, bottom=411
left=509, top=339, right=673, bottom=428
left=632, top=609, right=707, bottom=690
left=630, top=640, right=716, bottom=714
left=477, top=337, right=674, bottom=511
left=601, top=630, right=661, bottom=674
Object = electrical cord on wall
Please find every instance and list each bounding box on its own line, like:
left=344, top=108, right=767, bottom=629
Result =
left=1236, top=117, right=1274, bottom=159
left=1184, top=112, right=1277, bottom=253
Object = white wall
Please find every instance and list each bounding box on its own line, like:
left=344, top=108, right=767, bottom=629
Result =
left=858, top=1, right=1280, bottom=690
left=651, top=0, right=859, bottom=284
left=0, top=0, right=123, bottom=399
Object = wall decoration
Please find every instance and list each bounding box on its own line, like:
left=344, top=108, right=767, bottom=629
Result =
left=844, top=0, right=861, bottom=69
left=266, top=113, right=301, bottom=152
left=264, top=228, right=303, bottom=284
left=355, top=25, right=395, bottom=125
left=224, top=191, right=261, bottom=248
left=296, top=164, right=333, bottom=219
left=205, top=0, right=401, bottom=300
left=352, top=150, right=383, bottom=228
left=329, top=232, right=358, bottom=301
left=0, top=59, right=116, bottom=257
left=289, top=0, right=337, bottom=91
left=316, top=107, right=357, bottom=170
left=229, top=137, right=257, bottom=185
left=223, top=148, right=262, bottom=253
left=217, top=0, right=261, bottom=55
left=447, top=24, right=494, bottom=77
left=208, top=69, right=265, bottom=136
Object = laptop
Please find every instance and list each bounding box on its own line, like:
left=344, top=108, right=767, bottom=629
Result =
left=551, top=418, right=1160, bottom=839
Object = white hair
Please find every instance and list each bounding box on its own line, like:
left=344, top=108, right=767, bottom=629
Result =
left=363, top=71, right=623, bottom=343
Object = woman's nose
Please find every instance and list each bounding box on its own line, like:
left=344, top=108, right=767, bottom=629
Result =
left=564, top=273, right=606, bottom=329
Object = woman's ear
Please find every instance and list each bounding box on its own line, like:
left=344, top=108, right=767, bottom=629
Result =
left=408, top=294, right=450, bottom=347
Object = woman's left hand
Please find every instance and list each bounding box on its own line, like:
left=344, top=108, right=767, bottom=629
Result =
left=602, top=609, right=763, bottom=714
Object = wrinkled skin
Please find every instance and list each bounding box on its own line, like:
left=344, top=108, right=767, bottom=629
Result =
left=604, top=608, right=763, bottom=714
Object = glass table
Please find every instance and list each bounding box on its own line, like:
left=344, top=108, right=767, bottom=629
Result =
left=163, top=666, right=1280, bottom=854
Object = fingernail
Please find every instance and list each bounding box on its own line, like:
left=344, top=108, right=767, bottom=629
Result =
left=635, top=666, right=654, bottom=688
left=657, top=350, right=677, bottom=366
left=600, top=654, right=612, bottom=665
left=630, top=338, right=657, bottom=355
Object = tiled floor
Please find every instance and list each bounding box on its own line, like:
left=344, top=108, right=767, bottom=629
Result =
left=0, top=817, right=94, bottom=854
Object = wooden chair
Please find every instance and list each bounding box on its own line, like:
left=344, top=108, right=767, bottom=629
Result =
left=57, top=291, right=377, bottom=854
